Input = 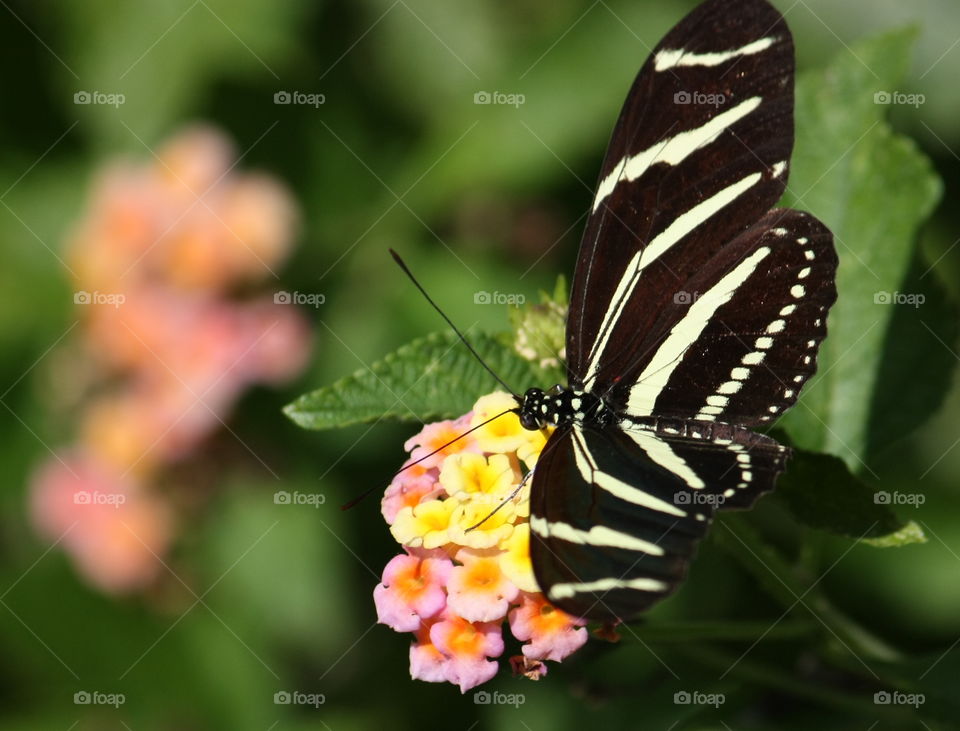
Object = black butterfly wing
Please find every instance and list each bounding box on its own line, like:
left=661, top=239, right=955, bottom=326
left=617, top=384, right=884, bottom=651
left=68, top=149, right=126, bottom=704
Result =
left=613, top=208, right=838, bottom=425
left=567, top=0, right=796, bottom=391
left=530, top=421, right=786, bottom=622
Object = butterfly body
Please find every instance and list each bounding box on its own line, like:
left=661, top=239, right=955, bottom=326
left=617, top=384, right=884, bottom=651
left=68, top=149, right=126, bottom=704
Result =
left=517, top=387, right=610, bottom=430
left=516, top=0, right=838, bottom=622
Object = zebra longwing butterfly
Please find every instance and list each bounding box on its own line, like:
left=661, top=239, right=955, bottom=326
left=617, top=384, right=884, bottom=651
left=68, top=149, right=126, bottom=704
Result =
left=511, top=0, right=838, bottom=622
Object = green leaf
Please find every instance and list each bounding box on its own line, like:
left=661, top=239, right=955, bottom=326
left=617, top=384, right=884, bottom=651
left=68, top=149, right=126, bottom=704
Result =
left=778, top=28, right=944, bottom=469
left=776, top=449, right=925, bottom=546
left=284, top=330, right=546, bottom=430
left=864, top=245, right=959, bottom=461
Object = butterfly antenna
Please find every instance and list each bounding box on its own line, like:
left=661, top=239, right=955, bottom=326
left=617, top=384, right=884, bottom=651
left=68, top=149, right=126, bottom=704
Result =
left=340, top=409, right=517, bottom=511
left=390, top=249, right=520, bottom=398
left=392, top=409, right=515, bottom=477
left=465, top=467, right=534, bottom=532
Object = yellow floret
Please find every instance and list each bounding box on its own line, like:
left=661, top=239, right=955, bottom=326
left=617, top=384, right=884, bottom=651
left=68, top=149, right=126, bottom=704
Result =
left=447, top=495, right=517, bottom=550
left=439, top=453, right=518, bottom=501
left=390, top=498, right=458, bottom=549
left=499, top=523, right=540, bottom=592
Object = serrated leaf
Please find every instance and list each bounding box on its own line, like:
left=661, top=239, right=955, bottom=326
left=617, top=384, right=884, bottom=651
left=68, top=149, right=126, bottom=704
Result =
left=284, top=330, right=546, bottom=430
left=778, top=29, right=944, bottom=470
left=776, top=449, right=925, bottom=546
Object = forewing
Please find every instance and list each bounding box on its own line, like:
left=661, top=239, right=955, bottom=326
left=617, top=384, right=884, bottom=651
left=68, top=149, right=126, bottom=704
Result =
left=567, top=0, right=795, bottom=388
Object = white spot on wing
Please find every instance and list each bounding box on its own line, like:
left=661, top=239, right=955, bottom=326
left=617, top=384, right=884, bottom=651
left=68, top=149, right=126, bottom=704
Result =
left=717, top=380, right=742, bottom=395
left=766, top=319, right=786, bottom=334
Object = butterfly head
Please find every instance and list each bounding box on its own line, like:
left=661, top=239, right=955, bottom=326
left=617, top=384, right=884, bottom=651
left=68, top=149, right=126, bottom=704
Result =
left=518, top=387, right=548, bottom=431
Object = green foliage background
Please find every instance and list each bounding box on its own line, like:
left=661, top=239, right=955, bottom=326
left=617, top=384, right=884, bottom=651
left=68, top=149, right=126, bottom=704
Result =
left=1, top=1, right=958, bottom=729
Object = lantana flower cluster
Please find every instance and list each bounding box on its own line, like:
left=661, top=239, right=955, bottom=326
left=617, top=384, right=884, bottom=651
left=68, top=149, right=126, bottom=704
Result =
left=29, top=126, right=309, bottom=593
left=374, top=392, right=588, bottom=692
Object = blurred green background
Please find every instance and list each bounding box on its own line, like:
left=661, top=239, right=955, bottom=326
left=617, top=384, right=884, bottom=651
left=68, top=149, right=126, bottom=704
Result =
left=1, top=0, right=958, bottom=728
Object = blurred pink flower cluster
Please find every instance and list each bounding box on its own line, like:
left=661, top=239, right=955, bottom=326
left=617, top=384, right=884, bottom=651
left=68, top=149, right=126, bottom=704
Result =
left=29, top=126, right=310, bottom=594
left=374, top=392, right=588, bottom=692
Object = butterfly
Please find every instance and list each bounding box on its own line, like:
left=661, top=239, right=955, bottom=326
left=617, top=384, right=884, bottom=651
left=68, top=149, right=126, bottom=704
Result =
left=506, top=0, right=839, bottom=622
